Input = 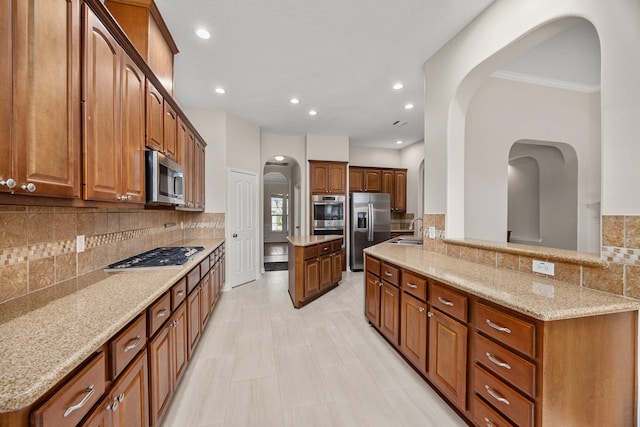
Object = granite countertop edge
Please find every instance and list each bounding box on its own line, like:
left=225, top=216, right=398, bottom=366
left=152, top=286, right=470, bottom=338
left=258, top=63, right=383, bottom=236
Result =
left=287, top=235, right=343, bottom=247
left=0, top=238, right=224, bottom=413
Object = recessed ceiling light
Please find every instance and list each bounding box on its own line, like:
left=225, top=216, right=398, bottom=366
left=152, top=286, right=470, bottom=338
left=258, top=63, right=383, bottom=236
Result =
left=396, top=140, right=403, bottom=145
left=290, top=98, right=300, bottom=104
left=393, top=83, right=404, bottom=90
left=195, top=28, right=211, bottom=40
left=214, top=87, right=226, bottom=94
left=404, top=103, right=414, bottom=110
left=274, top=155, right=285, bottom=161
left=309, top=110, right=317, bottom=116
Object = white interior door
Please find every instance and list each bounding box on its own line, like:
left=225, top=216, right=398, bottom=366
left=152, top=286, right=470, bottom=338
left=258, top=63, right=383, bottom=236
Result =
left=227, top=169, right=258, bottom=287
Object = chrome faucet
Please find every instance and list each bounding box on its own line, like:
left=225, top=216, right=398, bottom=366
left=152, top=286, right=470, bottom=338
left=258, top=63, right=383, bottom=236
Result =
left=409, top=217, right=423, bottom=237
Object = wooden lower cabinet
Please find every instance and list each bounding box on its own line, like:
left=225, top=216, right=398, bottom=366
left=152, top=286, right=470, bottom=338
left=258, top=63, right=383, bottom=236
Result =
left=83, top=351, right=149, bottom=427
left=379, top=282, right=400, bottom=346
left=427, top=307, right=467, bottom=410
left=364, top=271, right=381, bottom=326
left=187, top=286, right=201, bottom=355
left=199, top=274, right=211, bottom=329
left=400, top=292, right=427, bottom=373
left=288, top=238, right=342, bottom=308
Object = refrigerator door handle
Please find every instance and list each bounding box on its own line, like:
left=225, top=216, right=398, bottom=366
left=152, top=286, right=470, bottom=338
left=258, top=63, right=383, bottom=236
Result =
left=368, top=202, right=374, bottom=241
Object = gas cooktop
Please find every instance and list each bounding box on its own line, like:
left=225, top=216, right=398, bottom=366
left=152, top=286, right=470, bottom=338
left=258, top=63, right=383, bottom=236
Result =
left=104, top=246, right=204, bottom=272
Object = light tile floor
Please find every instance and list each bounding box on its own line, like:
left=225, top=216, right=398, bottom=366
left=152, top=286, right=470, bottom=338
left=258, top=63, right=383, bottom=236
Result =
left=162, top=271, right=467, bottom=427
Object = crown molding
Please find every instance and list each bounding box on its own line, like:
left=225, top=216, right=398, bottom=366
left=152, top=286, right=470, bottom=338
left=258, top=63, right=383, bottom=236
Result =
left=491, top=70, right=601, bottom=93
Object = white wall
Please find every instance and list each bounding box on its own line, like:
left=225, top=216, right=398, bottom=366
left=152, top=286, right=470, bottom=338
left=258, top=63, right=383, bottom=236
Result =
left=306, top=134, right=349, bottom=161
left=400, top=141, right=425, bottom=219
left=349, top=146, right=401, bottom=168
left=464, top=77, right=599, bottom=251
left=226, top=112, right=261, bottom=174
left=423, top=1, right=640, bottom=240
left=183, top=108, right=226, bottom=213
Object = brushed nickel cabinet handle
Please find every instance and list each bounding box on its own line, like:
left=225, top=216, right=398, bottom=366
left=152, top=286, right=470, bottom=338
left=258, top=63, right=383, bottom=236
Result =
left=177, top=290, right=185, bottom=296
left=484, top=417, right=494, bottom=427
left=486, top=319, right=511, bottom=334
left=123, top=335, right=141, bottom=352
left=437, top=296, right=454, bottom=306
left=384, top=271, right=392, bottom=277
left=486, top=352, right=511, bottom=369
left=485, top=385, right=510, bottom=405
left=406, top=282, right=418, bottom=289
left=157, top=308, right=169, bottom=318
left=63, top=385, right=95, bottom=417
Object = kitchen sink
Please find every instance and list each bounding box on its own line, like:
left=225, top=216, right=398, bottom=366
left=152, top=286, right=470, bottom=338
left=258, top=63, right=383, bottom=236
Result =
left=388, top=237, right=423, bottom=245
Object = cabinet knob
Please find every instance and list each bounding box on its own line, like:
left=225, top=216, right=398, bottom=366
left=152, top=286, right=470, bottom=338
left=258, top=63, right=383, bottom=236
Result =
left=427, top=311, right=433, bottom=317
left=21, top=182, right=36, bottom=192
left=418, top=307, right=425, bottom=313
left=0, top=178, right=16, bottom=189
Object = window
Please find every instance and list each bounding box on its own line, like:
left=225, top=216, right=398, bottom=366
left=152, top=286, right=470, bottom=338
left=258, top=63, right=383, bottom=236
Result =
left=271, top=195, right=284, bottom=231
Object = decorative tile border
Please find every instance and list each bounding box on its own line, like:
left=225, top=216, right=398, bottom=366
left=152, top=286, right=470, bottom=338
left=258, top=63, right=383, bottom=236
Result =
left=602, top=246, right=640, bottom=266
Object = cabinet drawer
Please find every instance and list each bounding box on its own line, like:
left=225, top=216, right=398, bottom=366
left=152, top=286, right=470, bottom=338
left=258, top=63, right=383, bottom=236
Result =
left=199, top=257, right=210, bottom=278
left=148, top=292, right=171, bottom=337
left=474, top=366, right=534, bottom=427
left=381, top=262, right=400, bottom=286
left=475, top=303, right=535, bottom=358
left=366, top=255, right=380, bottom=276
left=474, top=332, right=535, bottom=398
left=186, top=265, right=200, bottom=293
left=110, top=314, right=147, bottom=379
left=32, top=352, right=106, bottom=427
left=331, top=239, right=342, bottom=252
left=318, top=243, right=332, bottom=256
left=430, top=281, right=468, bottom=322
left=304, top=245, right=318, bottom=260
left=401, top=270, right=427, bottom=301
left=473, top=394, right=513, bottom=427
left=172, top=277, right=187, bottom=310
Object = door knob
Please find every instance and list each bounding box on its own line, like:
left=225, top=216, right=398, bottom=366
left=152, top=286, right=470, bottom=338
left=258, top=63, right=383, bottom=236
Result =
left=233, top=233, right=238, bottom=237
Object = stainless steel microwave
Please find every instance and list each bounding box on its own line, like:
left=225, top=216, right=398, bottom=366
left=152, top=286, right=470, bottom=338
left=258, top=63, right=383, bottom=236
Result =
left=312, top=194, right=345, bottom=229
left=146, top=150, right=185, bottom=205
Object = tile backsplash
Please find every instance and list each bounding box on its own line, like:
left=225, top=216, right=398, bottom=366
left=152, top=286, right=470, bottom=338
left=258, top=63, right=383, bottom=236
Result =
left=0, top=206, right=225, bottom=304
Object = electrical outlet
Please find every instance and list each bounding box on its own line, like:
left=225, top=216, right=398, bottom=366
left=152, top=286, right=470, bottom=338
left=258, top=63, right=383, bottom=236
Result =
left=532, top=260, right=554, bottom=276
left=76, top=235, right=85, bottom=253
left=428, top=226, right=436, bottom=239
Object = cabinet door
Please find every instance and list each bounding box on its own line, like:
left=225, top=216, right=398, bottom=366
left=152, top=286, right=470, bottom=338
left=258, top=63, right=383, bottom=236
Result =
left=81, top=398, right=111, bottom=427
left=120, top=54, right=145, bottom=203
left=187, top=287, right=201, bottom=355
left=149, top=325, right=173, bottom=427
left=83, top=8, right=122, bottom=202
left=394, top=170, right=407, bottom=212
left=108, top=352, right=149, bottom=427
left=365, top=271, right=381, bottom=326
left=328, top=163, right=346, bottom=193
left=163, top=101, right=177, bottom=160
left=400, top=293, right=428, bottom=373
left=349, top=167, right=363, bottom=192
left=182, top=127, right=195, bottom=208
left=331, top=252, right=342, bottom=284
left=0, top=1, right=11, bottom=193
left=381, top=170, right=394, bottom=210
left=197, top=141, right=206, bottom=209
left=364, top=169, right=381, bottom=192
left=304, top=258, right=320, bottom=298
left=13, top=0, right=81, bottom=198
left=145, top=80, right=163, bottom=152
left=428, top=308, right=467, bottom=409
left=380, top=283, right=400, bottom=346
left=172, top=302, right=189, bottom=385
left=200, top=275, right=211, bottom=329
left=319, top=254, right=332, bottom=290
left=310, top=163, right=328, bottom=193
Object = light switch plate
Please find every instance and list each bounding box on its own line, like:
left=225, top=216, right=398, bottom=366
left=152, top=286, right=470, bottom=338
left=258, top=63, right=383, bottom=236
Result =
left=532, top=259, right=554, bottom=276
left=76, top=235, right=85, bottom=253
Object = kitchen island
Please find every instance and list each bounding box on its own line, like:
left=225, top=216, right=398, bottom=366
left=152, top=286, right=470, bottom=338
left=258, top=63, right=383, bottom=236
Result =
left=287, top=235, right=344, bottom=308
left=0, top=238, right=224, bottom=426
left=363, top=241, right=640, bottom=427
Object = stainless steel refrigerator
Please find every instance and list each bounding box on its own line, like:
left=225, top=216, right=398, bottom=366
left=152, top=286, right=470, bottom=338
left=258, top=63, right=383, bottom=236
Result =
left=350, top=192, right=391, bottom=271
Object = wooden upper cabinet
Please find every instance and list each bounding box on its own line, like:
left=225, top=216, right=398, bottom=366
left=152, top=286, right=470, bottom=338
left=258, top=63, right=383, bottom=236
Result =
left=309, top=161, right=346, bottom=194
left=381, top=170, right=394, bottom=194
left=349, top=167, right=364, bottom=192
left=84, top=8, right=145, bottom=204
left=105, top=0, right=178, bottom=94
left=145, top=80, right=164, bottom=152
left=363, top=169, right=381, bottom=192
left=9, top=0, right=81, bottom=198
left=163, top=101, right=177, bottom=160
left=83, top=8, right=122, bottom=202
left=349, top=167, right=381, bottom=192
left=394, top=169, right=407, bottom=212
left=0, top=1, right=12, bottom=194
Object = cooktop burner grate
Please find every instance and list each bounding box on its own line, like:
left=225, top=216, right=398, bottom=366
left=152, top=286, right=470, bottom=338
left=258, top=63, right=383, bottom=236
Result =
left=104, top=246, right=204, bottom=271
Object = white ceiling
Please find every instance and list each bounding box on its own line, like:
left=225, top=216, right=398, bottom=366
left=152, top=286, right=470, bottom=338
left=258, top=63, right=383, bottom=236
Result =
left=154, top=1, right=600, bottom=150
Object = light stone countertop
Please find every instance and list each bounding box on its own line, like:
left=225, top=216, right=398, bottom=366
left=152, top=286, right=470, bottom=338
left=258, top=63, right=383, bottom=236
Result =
left=287, top=235, right=343, bottom=247
left=0, top=238, right=224, bottom=413
left=364, top=242, right=640, bottom=321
